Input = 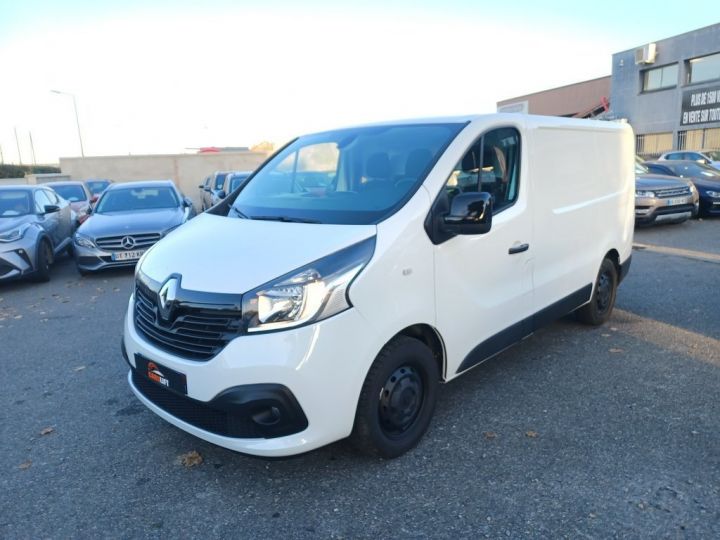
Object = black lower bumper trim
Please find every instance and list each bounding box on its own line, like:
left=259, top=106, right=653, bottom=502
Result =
left=130, top=370, right=308, bottom=439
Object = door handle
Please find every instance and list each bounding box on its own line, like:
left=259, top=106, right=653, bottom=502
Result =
left=508, top=243, right=529, bottom=255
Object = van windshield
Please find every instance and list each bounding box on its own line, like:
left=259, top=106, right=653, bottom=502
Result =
left=229, top=123, right=466, bottom=224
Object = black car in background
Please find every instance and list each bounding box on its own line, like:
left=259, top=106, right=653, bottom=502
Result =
left=644, top=160, right=720, bottom=217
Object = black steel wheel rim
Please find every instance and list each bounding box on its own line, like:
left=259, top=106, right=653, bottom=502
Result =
left=596, top=271, right=612, bottom=312
left=378, top=365, right=424, bottom=437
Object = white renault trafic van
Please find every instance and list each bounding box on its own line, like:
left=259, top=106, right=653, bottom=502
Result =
left=122, top=114, right=634, bottom=458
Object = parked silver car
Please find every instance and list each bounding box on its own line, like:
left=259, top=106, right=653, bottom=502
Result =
left=73, top=180, right=195, bottom=274
left=199, top=171, right=233, bottom=211
left=210, top=170, right=253, bottom=206
left=48, top=181, right=96, bottom=225
left=659, top=150, right=720, bottom=170
left=0, top=185, right=75, bottom=282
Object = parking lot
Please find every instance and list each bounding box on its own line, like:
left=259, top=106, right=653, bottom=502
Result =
left=1, top=219, right=719, bottom=538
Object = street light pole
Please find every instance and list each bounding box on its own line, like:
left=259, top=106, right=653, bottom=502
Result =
left=51, top=89, right=85, bottom=157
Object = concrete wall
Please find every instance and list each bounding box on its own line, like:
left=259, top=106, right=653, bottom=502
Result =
left=611, top=23, right=720, bottom=148
left=60, top=151, right=269, bottom=208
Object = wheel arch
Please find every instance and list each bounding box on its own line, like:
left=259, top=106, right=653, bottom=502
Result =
left=394, top=324, right=447, bottom=381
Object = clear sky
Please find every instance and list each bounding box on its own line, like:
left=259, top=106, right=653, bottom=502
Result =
left=0, top=0, right=718, bottom=164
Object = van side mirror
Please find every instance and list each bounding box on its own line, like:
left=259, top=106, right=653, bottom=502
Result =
left=43, top=204, right=60, bottom=214
left=443, top=192, right=493, bottom=235
left=217, top=190, right=226, bottom=199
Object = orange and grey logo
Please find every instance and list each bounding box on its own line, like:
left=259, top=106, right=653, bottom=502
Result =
left=147, top=361, right=169, bottom=387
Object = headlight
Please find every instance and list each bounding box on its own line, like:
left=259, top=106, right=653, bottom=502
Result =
left=707, top=190, right=720, bottom=198
left=74, top=233, right=95, bottom=249
left=0, top=224, right=29, bottom=243
left=689, top=183, right=697, bottom=192
left=635, top=190, right=655, bottom=198
left=242, top=237, right=375, bottom=333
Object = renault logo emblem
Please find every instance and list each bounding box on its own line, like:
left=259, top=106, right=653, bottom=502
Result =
left=158, top=277, right=179, bottom=321
left=121, top=236, right=136, bottom=250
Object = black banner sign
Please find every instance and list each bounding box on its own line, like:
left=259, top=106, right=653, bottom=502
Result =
left=681, top=85, right=720, bottom=126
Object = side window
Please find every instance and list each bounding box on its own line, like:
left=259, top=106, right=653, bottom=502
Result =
left=443, top=127, right=521, bottom=214
left=44, top=189, right=60, bottom=205
left=34, top=190, right=52, bottom=213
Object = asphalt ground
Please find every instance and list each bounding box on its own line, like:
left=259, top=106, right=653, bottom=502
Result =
left=1, top=219, right=719, bottom=539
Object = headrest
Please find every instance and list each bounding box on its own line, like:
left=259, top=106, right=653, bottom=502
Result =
left=366, top=153, right=391, bottom=178
left=405, top=149, right=433, bottom=178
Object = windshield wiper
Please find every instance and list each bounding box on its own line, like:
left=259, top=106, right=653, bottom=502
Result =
left=250, top=215, right=321, bottom=224
left=229, top=206, right=250, bottom=219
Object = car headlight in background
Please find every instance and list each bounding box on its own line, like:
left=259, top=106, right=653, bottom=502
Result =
left=635, top=190, right=656, bottom=198
left=707, top=190, right=720, bottom=198
left=0, top=224, right=30, bottom=243
left=74, top=233, right=96, bottom=249
left=242, top=237, right=376, bottom=333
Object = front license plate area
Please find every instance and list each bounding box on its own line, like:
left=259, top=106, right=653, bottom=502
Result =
left=135, top=354, right=187, bottom=394
left=666, top=197, right=687, bottom=206
left=112, top=250, right=144, bottom=261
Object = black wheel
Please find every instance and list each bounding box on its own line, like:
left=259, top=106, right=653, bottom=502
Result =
left=33, top=240, right=53, bottom=282
left=65, top=242, right=74, bottom=257
left=576, top=257, right=618, bottom=326
left=350, top=336, right=439, bottom=458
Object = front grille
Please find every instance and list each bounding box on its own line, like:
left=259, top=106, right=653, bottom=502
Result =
left=655, top=186, right=691, bottom=198
left=134, top=280, right=243, bottom=360
left=131, top=371, right=261, bottom=438
left=96, top=232, right=162, bottom=250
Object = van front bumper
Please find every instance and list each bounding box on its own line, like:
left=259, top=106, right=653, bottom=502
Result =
left=122, top=295, right=376, bottom=457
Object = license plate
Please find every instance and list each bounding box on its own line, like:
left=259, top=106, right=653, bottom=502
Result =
left=112, top=250, right=144, bottom=261
left=666, top=197, right=687, bottom=206
left=135, top=354, right=187, bottom=394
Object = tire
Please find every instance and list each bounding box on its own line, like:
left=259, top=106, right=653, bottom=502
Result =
left=350, top=336, right=439, bottom=458
left=33, top=240, right=53, bottom=282
left=575, top=257, right=618, bottom=326
left=66, top=242, right=74, bottom=257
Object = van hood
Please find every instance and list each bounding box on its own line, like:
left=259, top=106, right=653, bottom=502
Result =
left=139, top=213, right=377, bottom=294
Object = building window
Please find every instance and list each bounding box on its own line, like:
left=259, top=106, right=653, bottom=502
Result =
left=688, top=52, right=720, bottom=84
left=636, top=132, right=673, bottom=159
left=642, top=64, right=678, bottom=92
left=678, top=129, right=704, bottom=150
left=679, top=127, right=720, bottom=150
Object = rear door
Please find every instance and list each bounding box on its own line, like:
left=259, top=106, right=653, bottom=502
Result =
left=434, top=127, right=533, bottom=377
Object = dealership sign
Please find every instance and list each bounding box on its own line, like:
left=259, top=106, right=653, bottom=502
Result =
left=681, top=85, right=720, bottom=126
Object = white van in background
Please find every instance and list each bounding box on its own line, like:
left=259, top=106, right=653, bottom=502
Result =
left=121, top=114, right=635, bottom=458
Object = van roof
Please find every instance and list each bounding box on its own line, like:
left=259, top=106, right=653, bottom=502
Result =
left=310, top=113, right=628, bottom=134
